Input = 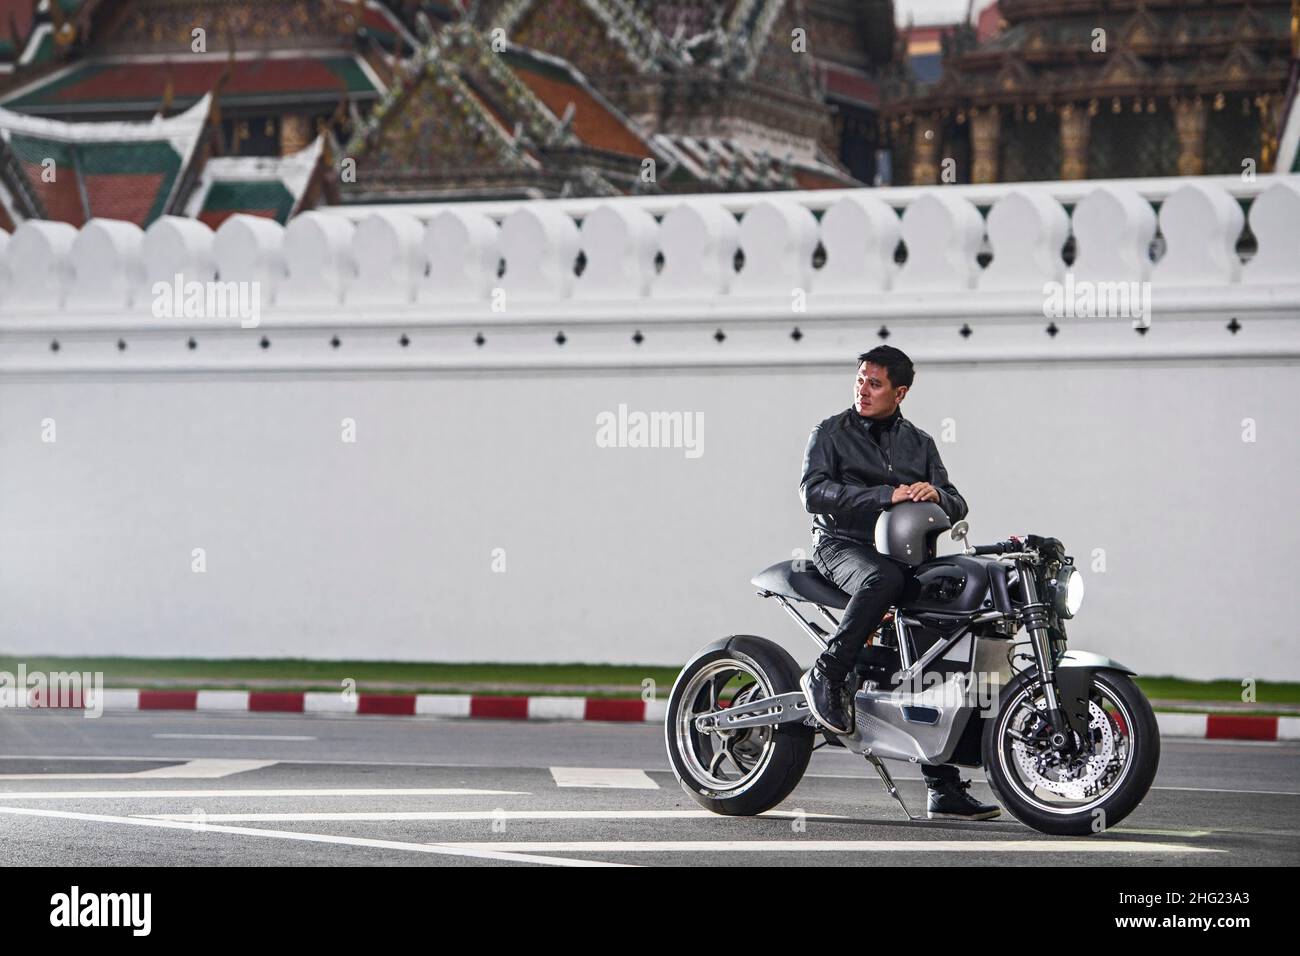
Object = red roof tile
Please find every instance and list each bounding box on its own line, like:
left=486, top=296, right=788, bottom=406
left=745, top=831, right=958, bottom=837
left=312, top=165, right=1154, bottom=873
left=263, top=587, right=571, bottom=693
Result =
left=1, top=96, right=209, bottom=227
left=823, top=64, right=879, bottom=107
left=22, top=159, right=87, bottom=225
left=83, top=172, right=167, bottom=225
left=510, top=63, right=650, bottom=158
left=0, top=0, right=35, bottom=47
left=794, top=167, right=850, bottom=190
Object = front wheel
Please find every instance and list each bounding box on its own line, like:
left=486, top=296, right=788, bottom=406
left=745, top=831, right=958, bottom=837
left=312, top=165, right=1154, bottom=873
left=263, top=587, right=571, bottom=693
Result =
left=982, top=668, right=1160, bottom=836
left=665, top=635, right=814, bottom=816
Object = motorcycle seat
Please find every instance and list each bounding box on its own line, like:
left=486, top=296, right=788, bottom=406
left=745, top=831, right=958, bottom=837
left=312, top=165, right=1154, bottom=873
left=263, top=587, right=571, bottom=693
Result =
left=751, top=560, right=850, bottom=610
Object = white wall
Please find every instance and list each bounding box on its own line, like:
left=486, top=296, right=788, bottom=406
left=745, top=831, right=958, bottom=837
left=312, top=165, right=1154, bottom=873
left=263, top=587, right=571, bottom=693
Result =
left=0, top=358, right=1295, bottom=680
left=2, top=177, right=1298, bottom=680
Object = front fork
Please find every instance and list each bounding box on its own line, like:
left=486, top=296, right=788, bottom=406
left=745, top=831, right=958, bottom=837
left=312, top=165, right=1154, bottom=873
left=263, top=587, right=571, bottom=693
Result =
left=1016, top=560, right=1076, bottom=751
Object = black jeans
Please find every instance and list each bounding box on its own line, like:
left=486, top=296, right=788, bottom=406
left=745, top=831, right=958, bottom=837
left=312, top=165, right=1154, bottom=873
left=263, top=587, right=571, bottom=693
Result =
left=813, top=535, right=959, bottom=787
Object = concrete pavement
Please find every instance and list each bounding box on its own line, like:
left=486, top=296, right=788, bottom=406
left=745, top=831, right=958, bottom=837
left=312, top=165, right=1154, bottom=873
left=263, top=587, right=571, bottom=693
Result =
left=0, top=709, right=1296, bottom=866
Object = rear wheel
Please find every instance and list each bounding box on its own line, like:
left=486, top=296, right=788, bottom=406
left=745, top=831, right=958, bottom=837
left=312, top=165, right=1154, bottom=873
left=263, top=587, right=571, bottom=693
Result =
left=665, top=636, right=814, bottom=816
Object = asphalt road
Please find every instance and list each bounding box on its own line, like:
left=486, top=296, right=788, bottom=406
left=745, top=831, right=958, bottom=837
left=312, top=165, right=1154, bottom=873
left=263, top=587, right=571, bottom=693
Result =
left=1, top=709, right=1296, bottom=867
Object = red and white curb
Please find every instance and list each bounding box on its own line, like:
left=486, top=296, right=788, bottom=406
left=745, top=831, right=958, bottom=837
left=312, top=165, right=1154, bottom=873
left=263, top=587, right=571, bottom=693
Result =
left=1155, top=711, right=1299, bottom=742
left=11, top=690, right=1300, bottom=740
left=18, top=689, right=668, bottom=723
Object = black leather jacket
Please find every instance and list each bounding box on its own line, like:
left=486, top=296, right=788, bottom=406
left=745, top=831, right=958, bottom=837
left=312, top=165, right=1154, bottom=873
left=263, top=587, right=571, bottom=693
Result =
left=799, top=407, right=968, bottom=548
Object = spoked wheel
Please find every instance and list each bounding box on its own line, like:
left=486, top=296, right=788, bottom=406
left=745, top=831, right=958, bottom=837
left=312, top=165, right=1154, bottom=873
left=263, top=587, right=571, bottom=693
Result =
left=665, top=636, right=814, bottom=816
left=982, top=669, right=1160, bottom=836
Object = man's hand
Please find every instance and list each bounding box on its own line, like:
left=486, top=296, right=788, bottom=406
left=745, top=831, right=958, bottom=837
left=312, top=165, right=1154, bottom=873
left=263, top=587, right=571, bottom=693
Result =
left=890, top=484, right=913, bottom=504
left=906, top=481, right=940, bottom=503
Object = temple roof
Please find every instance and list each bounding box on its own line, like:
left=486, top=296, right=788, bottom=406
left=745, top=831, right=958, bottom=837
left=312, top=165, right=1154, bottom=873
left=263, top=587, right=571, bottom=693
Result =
left=0, top=0, right=89, bottom=73
left=649, top=0, right=743, bottom=41
left=653, top=132, right=857, bottom=190
left=344, top=0, right=419, bottom=56
left=0, top=0, right=38, bottom=68
left=343, top=22, right=680, bottom=200
left=0, top=52, right=384, bottom=117
left=183, top=133, right=326, bottom=227
left=477, top=0, right=812, bottom=77
left=482, top=0, right=838, bottom=167
left=341, top=15, right=857, bottom=201
left=886, top=0, right=1293, bottom=108
left=483, top=0, right=677, bottom=73
left=501, top=47, right=655, bottom=158
left=820, top=61, right=879, bottom=109
left=0, top=92, right=211, bottom=229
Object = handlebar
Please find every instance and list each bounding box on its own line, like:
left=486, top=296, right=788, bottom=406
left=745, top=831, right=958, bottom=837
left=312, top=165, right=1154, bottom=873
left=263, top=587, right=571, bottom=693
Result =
left=971, top=538, right=1022, bottom=556
left=969, top=534, right=1066, bottom=563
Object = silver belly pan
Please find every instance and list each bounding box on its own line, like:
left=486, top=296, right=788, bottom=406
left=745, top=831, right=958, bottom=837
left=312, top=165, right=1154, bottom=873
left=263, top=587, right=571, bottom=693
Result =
left=838, top=634, right=1015, bottom=762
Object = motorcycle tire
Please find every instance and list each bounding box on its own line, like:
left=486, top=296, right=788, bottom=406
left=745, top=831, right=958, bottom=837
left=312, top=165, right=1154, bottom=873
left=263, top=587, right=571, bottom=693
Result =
left=665, top=635, right=814, bottom=816
left=982, top=668, right=1160, bottom=836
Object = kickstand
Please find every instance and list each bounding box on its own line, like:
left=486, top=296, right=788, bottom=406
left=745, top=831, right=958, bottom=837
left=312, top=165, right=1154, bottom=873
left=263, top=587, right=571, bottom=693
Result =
left=864, top=753, right=915, bottom=821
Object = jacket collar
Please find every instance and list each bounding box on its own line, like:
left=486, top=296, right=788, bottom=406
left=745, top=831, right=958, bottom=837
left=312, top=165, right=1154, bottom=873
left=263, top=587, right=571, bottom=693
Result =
left=854, top=407, right=903, bottom=432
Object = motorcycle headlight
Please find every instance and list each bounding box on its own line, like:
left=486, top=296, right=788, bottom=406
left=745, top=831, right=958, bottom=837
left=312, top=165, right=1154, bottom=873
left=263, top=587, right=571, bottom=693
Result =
left=1051, top=565, right=1084, bottom=619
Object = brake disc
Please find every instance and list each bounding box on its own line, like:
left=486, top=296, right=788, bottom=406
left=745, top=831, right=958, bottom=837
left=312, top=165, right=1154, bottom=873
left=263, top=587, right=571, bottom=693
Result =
left=1011, top=698, right=1116, bottom=800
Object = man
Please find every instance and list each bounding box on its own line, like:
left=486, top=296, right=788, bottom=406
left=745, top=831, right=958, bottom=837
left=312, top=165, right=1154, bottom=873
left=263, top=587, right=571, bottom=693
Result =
left=797, top=345, right=1000, bottom=821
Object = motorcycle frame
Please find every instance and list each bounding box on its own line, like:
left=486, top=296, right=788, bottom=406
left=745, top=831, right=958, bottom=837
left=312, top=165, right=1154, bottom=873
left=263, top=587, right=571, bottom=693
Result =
left=765, top=590, right=1008, bottom=680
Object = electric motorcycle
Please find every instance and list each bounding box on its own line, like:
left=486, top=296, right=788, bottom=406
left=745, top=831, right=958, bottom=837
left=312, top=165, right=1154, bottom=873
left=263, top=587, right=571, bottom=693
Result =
left=664, top=503, right=1160, bottom=836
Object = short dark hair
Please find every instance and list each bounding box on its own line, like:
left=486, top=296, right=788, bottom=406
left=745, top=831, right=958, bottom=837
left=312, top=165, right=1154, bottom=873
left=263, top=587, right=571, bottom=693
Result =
left=856, top=345, right=915, bottom=389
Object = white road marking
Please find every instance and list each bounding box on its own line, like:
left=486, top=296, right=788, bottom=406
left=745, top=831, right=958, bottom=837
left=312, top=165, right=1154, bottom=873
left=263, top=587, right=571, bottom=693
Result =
left=0, top=754, right=282, bottom=763
left=132, top=759, right=278, bottom=778
left=0, top=805, right=626, bottom=868
left=127, top=811, right=1216, bottom=844
left=433, top=839, right=1221, bottom=854
left=0, top=787, right=529, bottom=800
left=152, top=734, right=316, bottom=741
left=1189, top=826, right=1300, bottom=838
left=550, top=767, right=659, bottom=789
left=0, top=758, right=278, bottom=781
left=1146, top=785, right=1300, bottom=796
left=799, top=771, right=1300, bottom=796
left=0, top=754, right=1296, bottom=797
left=135, top=809, right=841, bottom=822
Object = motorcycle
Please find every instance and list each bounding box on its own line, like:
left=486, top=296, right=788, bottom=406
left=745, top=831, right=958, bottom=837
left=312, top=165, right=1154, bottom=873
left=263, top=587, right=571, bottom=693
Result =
left=664, top=502, right=1160, bottom=836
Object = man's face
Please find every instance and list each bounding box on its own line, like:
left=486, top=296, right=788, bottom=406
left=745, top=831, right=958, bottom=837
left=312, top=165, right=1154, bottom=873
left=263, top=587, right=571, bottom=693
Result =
left=854, top=361, right=907, bottom=418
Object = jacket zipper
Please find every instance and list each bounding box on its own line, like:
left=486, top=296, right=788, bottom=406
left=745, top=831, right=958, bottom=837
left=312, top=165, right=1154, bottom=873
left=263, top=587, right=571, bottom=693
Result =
left=867, top=417, right=893, bottom=472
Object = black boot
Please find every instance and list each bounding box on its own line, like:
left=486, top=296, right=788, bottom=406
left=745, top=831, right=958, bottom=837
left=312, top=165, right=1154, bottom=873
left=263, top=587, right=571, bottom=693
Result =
left=800, top=660, right=854, bottom=735
left=926, top=778, right=1001, bottom=821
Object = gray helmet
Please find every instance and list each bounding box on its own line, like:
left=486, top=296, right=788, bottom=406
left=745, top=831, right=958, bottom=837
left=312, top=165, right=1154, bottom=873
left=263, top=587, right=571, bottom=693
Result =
left=874, top=501, right=951, bottom=567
